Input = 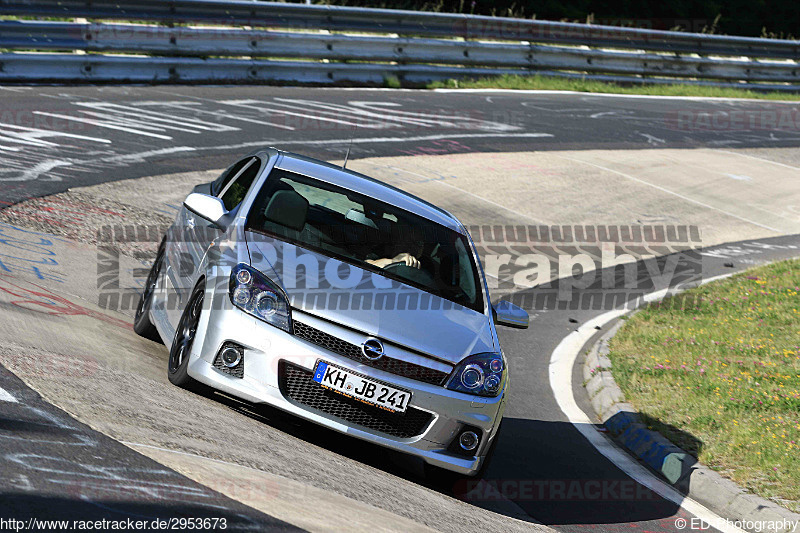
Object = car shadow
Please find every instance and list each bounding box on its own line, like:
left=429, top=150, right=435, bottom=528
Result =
left=606, top=410, right=704, bottom=494
left=198, top=385, right=688, bottom=527
left=471, top=416, right=686, bottom=525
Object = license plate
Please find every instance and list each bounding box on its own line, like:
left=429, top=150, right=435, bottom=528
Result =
left=312, top=360, right=411, bottom=413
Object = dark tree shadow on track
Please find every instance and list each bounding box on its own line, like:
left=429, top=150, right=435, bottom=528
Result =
left=472, top=417, right=685, bottom=525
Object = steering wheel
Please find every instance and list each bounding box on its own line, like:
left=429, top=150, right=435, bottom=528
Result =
left=384, top=262, right=436, bottom=286
left=383, top=261, right=408, bottom=271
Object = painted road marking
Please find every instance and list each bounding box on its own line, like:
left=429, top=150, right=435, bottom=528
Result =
left=31, top=111, right=174, bottom=140
left=0, top=386, right=18, bottom=403
left=0, top=147, right=196, bottom=182
left=0, top=122, right=112, bottom=147
left=384, top=164, right=545, bottom=225
left=0, top=132, right=551, bottom=184
left=554, top=154, right=782, bottom=233
left=138, top=102, right=298, bottom=131
left=433, top=88, right=800, bottom=104
left=75, top=102, right=239, bottom=133
left=216, top=132, right=553, bottom=152
left=718, top=150, right=800, bottom=172
left=222, top=99, right=384, bottom=129
left=548, top=273, right=744, bottom=533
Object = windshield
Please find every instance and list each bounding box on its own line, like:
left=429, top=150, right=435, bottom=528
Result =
left=245, top=167, right=484, bottom=313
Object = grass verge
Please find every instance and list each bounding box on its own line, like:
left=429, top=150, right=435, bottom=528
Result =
left=428, top=74, right=800, bottom=101
left=607, top=259, right=800, bottom=512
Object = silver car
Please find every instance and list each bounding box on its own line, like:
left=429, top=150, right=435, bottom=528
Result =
left=134, top=148, right=528, bottom=476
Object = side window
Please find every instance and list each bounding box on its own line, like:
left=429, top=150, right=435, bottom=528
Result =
left=212, top=158, right=250, bottom=197
left=455, top=238, right=477, bottom=302
left=220, top=157, right=261, bottom=211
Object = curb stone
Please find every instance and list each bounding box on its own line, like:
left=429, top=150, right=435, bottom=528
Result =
left=583, top=317, right=800, bottom=533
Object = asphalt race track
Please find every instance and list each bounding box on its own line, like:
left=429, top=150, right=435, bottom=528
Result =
left=3, top=85, right=800, bottom=205
left=1, top=86, right=800, bottom=532
left=0, top=365, right=297, bottom=531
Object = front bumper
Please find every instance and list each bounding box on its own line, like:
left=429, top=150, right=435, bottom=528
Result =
left=186, top=294, right=506, bottom=475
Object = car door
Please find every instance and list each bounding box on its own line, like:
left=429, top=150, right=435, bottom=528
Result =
left=162, top=157, right=251, bottom=326
left=178, top=156, right=263, bottom=311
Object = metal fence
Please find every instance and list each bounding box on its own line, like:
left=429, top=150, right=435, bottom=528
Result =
left=1, top=0, right=799, bottom=89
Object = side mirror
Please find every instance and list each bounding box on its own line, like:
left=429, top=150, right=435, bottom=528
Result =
left=183, top=193, right=228, bottom=228
left=492, top=300, right=529, bottom=329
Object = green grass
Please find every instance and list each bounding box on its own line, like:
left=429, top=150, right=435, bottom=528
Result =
left=607, top=259, right=800, bottom=511
left=428, top=74, right=800, bottom=100
left=384, top=75, right=402, bottom=89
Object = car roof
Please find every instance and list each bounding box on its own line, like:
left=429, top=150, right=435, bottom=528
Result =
left=249, top=148, right=465, bottom=233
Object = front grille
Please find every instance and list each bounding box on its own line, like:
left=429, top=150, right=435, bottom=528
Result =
left=278, top=361, right=434, bottom=439
left=292, top=321, right=450, bottom=386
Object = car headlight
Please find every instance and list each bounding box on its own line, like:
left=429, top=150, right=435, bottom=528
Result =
left=446, top=352, right=506, bottom=397
left=229, top=264, right=291, bottom=333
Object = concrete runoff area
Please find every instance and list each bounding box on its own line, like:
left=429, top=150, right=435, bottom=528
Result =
left=344, top=148, right=800, bottom=242
left=0, top=146, right=799, bottom=530
left=124, top=443, right=442, bottom=533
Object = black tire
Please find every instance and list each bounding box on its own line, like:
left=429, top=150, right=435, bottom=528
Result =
left=133, top=237, right=166, bottom=342
left=168, top=281, right=205, bottom=388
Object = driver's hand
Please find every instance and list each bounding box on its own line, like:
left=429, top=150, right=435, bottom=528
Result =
left=392, top=252, right=420, bottom=269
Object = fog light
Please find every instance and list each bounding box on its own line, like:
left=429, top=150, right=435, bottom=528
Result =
left=459, top=431, right=479, bottom=451
left=220, top=346, right=242, bottom=368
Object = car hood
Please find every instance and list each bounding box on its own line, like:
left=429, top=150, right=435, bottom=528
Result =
left=245, top=232, right=496, bottom=364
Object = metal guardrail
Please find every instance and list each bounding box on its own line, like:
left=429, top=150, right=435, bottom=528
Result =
left=1, top=0, right=799, bottom=88
left=4, top=54, right=799, bottom=92
left=3, top=21, right=800, bottom=83
left=4, top=0, right=800, bottom=58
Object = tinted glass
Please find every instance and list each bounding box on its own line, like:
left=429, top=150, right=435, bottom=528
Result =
left=220, top=157, right=261, bottom=211
left=245, top=168, right=483, bottom=312
left=212, top=158, right=250, bottom=196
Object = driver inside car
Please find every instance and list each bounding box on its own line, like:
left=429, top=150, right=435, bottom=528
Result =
left=364, top=237, right=424, bottom=270
left=352, top=204, right=423, bottom=270
left=366, top=251, right=420, bottom=269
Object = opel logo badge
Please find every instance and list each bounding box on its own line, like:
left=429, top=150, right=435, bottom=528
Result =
left=362, top=337, right=385, bottom=361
